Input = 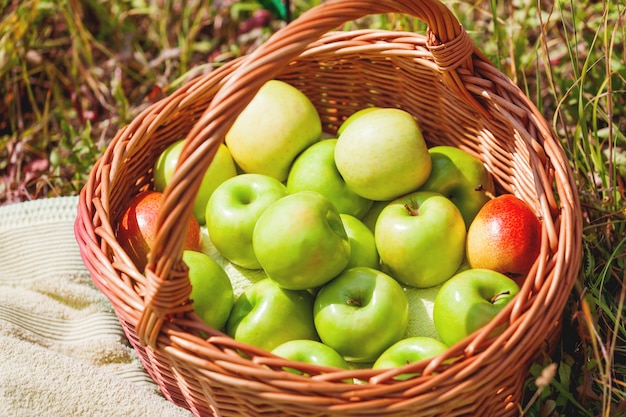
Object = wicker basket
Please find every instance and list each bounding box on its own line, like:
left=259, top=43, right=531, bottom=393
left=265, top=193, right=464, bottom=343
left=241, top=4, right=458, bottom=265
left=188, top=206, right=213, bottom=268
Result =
left=74, top=0, right=582, bottom=415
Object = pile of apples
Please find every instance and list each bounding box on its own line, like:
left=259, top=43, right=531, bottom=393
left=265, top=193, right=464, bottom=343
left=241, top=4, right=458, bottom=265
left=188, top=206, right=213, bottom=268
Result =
left=117, top=80, right=542, bottom=376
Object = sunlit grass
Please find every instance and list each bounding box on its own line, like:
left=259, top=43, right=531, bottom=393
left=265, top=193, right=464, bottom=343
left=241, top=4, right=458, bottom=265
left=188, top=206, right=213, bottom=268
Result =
left=0, top=0, right=276, bottom=202
left=462, top=0, right=625, bottom=415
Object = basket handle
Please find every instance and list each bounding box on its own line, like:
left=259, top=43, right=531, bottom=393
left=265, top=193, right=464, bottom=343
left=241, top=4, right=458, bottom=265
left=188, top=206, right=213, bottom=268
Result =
left=138, top=0, right=482, bottom=348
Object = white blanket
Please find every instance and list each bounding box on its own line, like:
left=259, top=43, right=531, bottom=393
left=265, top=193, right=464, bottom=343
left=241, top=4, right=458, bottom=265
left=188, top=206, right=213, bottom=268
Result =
left=0, top=196, right=443, bottom=417
left=0, top=197, right=192, bottom=417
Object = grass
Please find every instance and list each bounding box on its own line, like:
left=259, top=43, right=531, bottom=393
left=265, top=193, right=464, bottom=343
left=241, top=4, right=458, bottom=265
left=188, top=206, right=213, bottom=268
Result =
left=455, top=1, right=625, bottom=415
left=1, top=0, right=625, bottom=415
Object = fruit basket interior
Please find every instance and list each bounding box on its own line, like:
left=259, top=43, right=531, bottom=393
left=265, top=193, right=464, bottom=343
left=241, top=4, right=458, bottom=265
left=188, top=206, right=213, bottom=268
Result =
left=74, top=0, right=582, bottom=416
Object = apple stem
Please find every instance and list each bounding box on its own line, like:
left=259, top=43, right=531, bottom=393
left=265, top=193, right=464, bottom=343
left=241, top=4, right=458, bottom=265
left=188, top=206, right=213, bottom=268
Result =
left=491, top=291, right=510, bottom=304
left=346, top=299, right=362, bottom=307
left=475, top=184, right=496, bottom=200
left=404, top=201, right=419, bottom=216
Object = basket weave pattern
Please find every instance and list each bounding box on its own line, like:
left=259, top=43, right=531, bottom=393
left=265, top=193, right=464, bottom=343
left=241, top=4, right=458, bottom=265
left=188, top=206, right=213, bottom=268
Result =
left=75, top=0, right=582, bottom=415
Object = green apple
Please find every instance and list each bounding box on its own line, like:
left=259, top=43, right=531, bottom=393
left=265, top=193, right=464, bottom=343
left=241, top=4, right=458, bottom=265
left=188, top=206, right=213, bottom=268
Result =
left=252, top=191, right=351, bottom=290
left=334, top=108, right=431, bottom=201
left=433, top=268, right=520, bottom=346
left=337, top=107, right=381, bottom=136
left=313, top=267, right=409, bottom=362
left=154, top=140, right=237, bottom=224
left=402, top=263, right=469, bottom=341
left=182, top=250, right=233, bottom=330
left=340, top=214, right=379, bottom=271
left=418, top=146, right=495, bottom=228
left=271, top=340, right=349, bottom=373
left=360, top=199, right=390, bottom=233
left=287, top=139, right=373, bottom=218
left=205, top=173, right=287, bottom=269
left=375, top=191, right=466, bottom=288
left=225, top=79, right=322, bottom=182
left=372, top=337, right=448, bottom=380
left=226, top=278, right=318, bottom=352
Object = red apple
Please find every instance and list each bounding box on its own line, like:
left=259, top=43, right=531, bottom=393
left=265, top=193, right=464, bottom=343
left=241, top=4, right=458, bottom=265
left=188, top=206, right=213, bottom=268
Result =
left=466, top=194, right=542, bottom=278
left=117, top=190, right=202, bottom=270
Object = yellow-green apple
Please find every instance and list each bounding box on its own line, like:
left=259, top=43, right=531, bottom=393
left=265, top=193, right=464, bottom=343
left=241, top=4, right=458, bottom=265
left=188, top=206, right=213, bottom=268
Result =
left=205, top=173, right=287, bottom=269
left=287, top=139, right=373, bottom=218
left=154, top=140, right=237, bottom=224
left=252, top=191, right=351, bottom=290
left=225, top=79, right=322, bottom=182
left=271, top=340, right=349, bottom=373
left=337, top=107, right=381, bottom=136
left=313, top=267, right=409, bottom=362
left=418, top=146, right=495, bottom=228
left=433, top=268, right=520, bottom=346
left=182, top=250, right=233, bottom=330
left=339, top=214, right=379, bottom=271
left=334, top=108, right=431, bottom=201
left=466, top=194, right=542, bottom=279
left=372, top=336, right=448, bottom=380
left=375, top=191, right=466, bottom=288
left=226, top=278, right=318, bottom=352
left=117, top=190, right=202, bottom=270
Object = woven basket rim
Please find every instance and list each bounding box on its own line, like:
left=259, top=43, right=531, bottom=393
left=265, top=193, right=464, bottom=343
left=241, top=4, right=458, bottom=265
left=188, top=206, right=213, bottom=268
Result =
left=74, top=0, right=582, bottom=415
